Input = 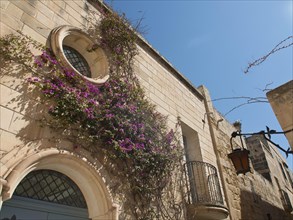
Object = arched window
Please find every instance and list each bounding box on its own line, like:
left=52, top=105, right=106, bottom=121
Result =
left=14, top=169, right=87, bottom=208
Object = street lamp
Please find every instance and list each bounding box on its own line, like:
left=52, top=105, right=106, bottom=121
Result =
left=228, top=127, right=293, bottom=175
left=228, top=131, right=250, bottom=175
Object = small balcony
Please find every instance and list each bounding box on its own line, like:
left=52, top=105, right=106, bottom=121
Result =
left=185, top=161, right=229, bottom=220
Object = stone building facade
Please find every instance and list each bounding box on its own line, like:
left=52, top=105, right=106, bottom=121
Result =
left=267, top=80, right=293, bottom=149
left=0, top=0, right=292, bottom=219
left=200, top=86, right=293, bottom=220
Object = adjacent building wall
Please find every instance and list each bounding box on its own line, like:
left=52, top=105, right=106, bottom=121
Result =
left=200, top=85, right=293, bottom=220
left=267, top=80, right=293, bottom=149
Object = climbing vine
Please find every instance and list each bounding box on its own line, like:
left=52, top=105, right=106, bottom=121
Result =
left=0, top=8, right=185, bottom=220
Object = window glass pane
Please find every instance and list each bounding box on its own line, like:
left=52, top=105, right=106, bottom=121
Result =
left=14, top=170, right=87, bottom=208
left=63, top=45, right=91, bottom=78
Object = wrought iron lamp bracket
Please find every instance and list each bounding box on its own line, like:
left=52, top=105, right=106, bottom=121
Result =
left=231, top=127, right=293, bottom=157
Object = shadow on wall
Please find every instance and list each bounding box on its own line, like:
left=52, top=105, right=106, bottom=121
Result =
left=240, top=190, right=293, bottom=220
left=1, top=59, right=63, bottom=152
left=0, top=57, right=110, bottom=166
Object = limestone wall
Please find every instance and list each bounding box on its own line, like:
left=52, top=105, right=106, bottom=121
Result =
left=0, top=0, right=219, bottom=173
left=0, top=0, right=222, bottom=218
left=1, top=0, right=91, bottom=177
left=2, top=1, right=291, bottom=219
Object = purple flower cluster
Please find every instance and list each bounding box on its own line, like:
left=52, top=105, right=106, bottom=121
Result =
left=28, top=47, right=180, bottom=195
left=29, top=51, right=101, bottom=122
left=96, top=76, right=179, bottom=160
left=2, top=22, right=182, bottom=217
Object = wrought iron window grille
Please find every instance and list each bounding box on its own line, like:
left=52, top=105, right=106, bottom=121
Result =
left=14, top=169, right=87, bottom=208
left=63, top=45, right=91, bottom=78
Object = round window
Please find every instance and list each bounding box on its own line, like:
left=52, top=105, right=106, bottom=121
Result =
left=47, top=25, right=109, bottom=84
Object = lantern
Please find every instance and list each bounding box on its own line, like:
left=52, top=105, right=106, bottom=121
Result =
left=228, top=148, right=250, bottom=175
left=228, top=131, right=251, bottom=175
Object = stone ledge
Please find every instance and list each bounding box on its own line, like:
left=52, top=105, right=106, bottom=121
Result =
left=187, top=204, right=229, bottom=220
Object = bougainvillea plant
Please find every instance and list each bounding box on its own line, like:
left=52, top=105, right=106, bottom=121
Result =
left=0, top=8, right=184, bottom=220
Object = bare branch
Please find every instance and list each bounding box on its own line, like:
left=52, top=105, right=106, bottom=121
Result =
left=262, top=82, right=274, bottom=92
left=224, top=100, right=269, bottom=116
left=212, top=96, right=268, bottom=102
left=211, top=95, right=269, bottom=116
left=244, top=36, right=293, bottom=74
left=133, top=12, right=149, bottom=36
left=255, top=82, right=274, bottom=92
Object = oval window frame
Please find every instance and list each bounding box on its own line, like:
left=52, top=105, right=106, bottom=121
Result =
left=47, top=25, right=109, bottom=84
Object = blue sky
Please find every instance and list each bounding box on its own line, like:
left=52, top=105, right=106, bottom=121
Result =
left=105, top=1, right=293, bottom=167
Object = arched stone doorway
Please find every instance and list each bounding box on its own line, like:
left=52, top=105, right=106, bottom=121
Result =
left=0, top=149, right=118, bottom=220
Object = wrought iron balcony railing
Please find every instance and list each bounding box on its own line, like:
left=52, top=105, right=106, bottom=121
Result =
left=185, top=161, right=224, bottom=206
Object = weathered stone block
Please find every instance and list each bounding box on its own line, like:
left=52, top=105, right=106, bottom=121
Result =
left=0, top=130, right=23, bottom=154
left=65, top=3, right=87, bottom=20
left=0, top=22, right=17, bottom=36
left=21, top=13, right=50, bottom=37
left=5, top=2, right=24, bottom=19
left=52, top=13, right=69, bottom=26
left=11, top=0, right=37, bottom=17
left=0, top=84, right=38, bottom=117
left=0, top=0, right=10, bottom=10
left=0, top=106, right=14, bottom=131
left=0, top=10, right=24, bottom=31
left=41, top=0, right=66, bottom=17
left=21, top=25, right=46, bottom=44
left=8, top=111, right=30, bottom=134
left=36, top=11, right=55, bottom=29
left=67, top=0, right=85, bottom=12
left=0, top=85, right=20, bottom=111
left=67, top=14, right=82, bottom=28
left=31, top=1, right=54, bottom=20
